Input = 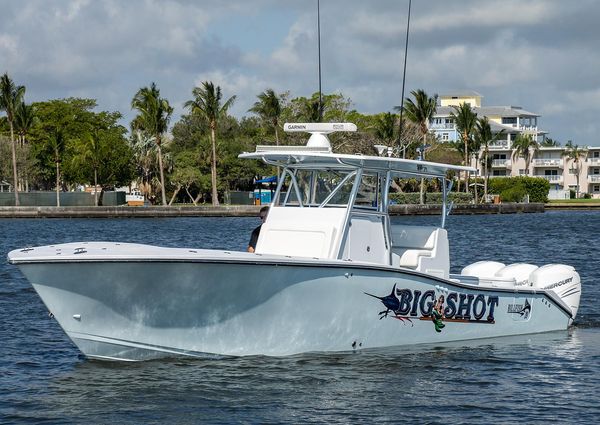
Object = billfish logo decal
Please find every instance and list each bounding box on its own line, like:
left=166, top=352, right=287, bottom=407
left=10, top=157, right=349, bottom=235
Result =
left=365, top=285, right=499, bottom=332
left=507, top=299, right=531, bottom=319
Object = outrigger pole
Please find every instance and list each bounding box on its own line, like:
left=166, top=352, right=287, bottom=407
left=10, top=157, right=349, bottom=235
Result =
left=397, top=0, right=412, bottom=158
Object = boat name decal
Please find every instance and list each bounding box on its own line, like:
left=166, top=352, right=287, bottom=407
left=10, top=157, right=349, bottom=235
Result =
left=365, top=284, right=498, bottom=333
left=543, top=276, right=573, bottom=290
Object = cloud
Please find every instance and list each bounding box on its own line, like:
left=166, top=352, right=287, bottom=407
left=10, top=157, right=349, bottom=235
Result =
left=0, top=0, right=599, bottom=146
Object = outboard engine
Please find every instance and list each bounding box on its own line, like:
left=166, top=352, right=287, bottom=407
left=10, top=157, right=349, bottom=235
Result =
left=461, top=261, right=505, bottom=278
left=495, top=263, right=539, bottom=287
left=530, top=264, right=581, bottom=322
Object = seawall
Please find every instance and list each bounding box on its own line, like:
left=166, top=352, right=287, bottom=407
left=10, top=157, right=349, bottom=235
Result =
left=544, top=203, right=600, bottom=210
left=0, top=203, right=544, bottom=218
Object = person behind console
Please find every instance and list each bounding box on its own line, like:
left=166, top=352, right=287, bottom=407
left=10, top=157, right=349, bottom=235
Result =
left=247, top=206, right=269, bottom=253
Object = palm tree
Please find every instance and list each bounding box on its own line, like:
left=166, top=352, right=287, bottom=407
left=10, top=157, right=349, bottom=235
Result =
left=475, top=117, right=504, bottom=202
left=76, top=129, right=104, bottom=206
left=562, top=140, right=587, bottom=198
left=131, top=82, right=173, bottom=206
left=511, top=133, right=539, bottom=176
left=396, top=89, right=437, bottom=204
left=48, top=129, right=65, bottom=207
left=184, top=81, right=236, bottom=206
left=14, top=102, right=35, bottom=146
left=0, top=73, right=26, bottom=206
left=248, top=89, right=282, bottom=146
left=372, top=112, right=397, bottom=153
left=14, top=101, right=35, bottom=192
left=450, top=102, right=477, bottom=193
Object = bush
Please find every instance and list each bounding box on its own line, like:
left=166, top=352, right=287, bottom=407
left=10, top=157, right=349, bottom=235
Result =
left=388, top=192, right=473, bottom=205
left=488, top=176, right=550, bottom=203
left=388, top=192, right=420, bottom=204
left=500, top=186, right=527, bottom=202
left=583, top=192, right=592, bottom=199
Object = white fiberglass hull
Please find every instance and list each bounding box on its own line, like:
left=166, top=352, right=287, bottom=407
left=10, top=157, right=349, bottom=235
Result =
left=9, top=242, right=574, bottom=361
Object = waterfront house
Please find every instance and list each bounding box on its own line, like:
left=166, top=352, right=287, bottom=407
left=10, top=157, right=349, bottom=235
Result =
left=430, top=91, right=598, bottom=198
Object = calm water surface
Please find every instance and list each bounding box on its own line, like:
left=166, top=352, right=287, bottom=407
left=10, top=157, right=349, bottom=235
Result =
left=1, top=211, right=599, bottom=424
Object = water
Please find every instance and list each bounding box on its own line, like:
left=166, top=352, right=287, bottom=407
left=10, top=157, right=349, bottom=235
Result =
left=1, top=211, right=599, bottom=424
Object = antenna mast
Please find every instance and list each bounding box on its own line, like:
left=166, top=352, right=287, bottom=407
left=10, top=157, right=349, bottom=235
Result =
left=397, top=0, right=412, bottom=158
left=317, top=0, right=323, bottom=122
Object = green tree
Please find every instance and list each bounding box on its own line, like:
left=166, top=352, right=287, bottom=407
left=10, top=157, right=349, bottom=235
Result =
left=48, top=129, right=66, bottom=206
left=14, top=101, right=36, bottom=191
left=372, top=112, right=397, bottom=148
left=475, top=117, right=504, bottom=202
left=184, top=81, right=236, bottom=206
left=248, top=89, right=283, bottom=146
left=131, top=82, right=173, bottom=206
left=511, top=133, right=539, bottom=176
left=450, top=102, right=478, bottom=192
left=399, top=89, right=438, bottom=204
left=541, top=137, right=560, bottom=147
left=77, top=129, right=103, bottom=206
left=29, top=98, right=97, bottom=191
left=71, top=112, right=134, bottom=206
left=14, top=102, right=35, bottom=146
left=0, top=73, right=26, bottom=205
left=562, top=140, right=587, bottom=198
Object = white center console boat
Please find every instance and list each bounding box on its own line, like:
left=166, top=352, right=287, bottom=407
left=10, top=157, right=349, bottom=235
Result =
left=7, top=123, right=581, bottom=361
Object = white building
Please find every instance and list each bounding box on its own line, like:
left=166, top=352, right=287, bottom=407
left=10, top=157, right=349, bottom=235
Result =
left=431, top=91, right=597, bottom=198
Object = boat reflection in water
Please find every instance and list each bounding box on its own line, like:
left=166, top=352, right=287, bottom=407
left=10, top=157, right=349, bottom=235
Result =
left=7, top=123, right=581, bottom=361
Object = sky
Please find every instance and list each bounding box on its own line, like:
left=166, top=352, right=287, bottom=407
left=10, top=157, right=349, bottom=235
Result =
left=1, top=0, right=600, bottom=145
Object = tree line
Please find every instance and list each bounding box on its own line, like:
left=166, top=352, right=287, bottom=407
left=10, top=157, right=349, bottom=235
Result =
left=1, top=73, right=580, bottom=206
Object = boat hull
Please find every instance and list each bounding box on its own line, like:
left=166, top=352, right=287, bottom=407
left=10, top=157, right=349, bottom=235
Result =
left=17, top=258, right=572, bottom=361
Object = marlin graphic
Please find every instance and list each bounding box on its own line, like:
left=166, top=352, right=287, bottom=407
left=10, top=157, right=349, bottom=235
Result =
left=364, top=284, right=413, bottom=325
left=519, top=299, right=531, bottom=318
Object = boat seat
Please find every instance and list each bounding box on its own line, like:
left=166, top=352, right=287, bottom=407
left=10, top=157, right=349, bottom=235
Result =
left=398, top=248, right=432, bottom=268
left=390, top=225, right=449, bottom=278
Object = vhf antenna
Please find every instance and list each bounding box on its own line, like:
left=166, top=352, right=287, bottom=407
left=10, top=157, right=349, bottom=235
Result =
left=397, top=0, right=412, bottom=157
left=317, top=0, right=323, bottom=122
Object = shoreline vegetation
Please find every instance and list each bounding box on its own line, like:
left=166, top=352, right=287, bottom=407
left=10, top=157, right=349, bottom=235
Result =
left=0, top=203, right=546, bottom=218
left=0, top=73, right=557, bottom=209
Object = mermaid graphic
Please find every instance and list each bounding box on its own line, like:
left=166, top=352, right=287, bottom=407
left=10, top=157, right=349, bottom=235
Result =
left=432, top=295, right=446, bottom=332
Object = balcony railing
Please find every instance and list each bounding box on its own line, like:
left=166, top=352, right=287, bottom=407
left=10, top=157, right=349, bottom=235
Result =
left=535, top=175, right=563, bottom=183
left=519, top=125, right=538, bottom=132
left=533, top=158, right=563, bottom=168
left=491, top=159, right=511, bottom=168
left=430, top=123, right=455, bottom=130
left=588, top=157, right=600, bottom=165
left=489, top=141, right=509, bottom=149
left=588, top=175, right=600, bottom=183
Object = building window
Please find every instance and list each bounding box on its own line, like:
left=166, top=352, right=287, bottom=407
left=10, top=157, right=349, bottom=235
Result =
left=595, top=185, right=600, bottom=193
left=502, top=117, right=517, bottom=125
left=445, top=118, right=453, bottom=124
left=442, top=133, right=449, bottom=141
left=492, top=170, right=507, bottom=176
left=519, top=169, right=527, bottom=175
left=434, top=118, right=443, bottom=124
left=594, top=151, right=600, bottom=158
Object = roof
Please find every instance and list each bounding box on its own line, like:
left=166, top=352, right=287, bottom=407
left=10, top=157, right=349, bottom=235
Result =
left=434, top=105, right=540, bottom=117
left=239, top=149, right=475, bottom=179
left=439, top=90, right=483, bottom=98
